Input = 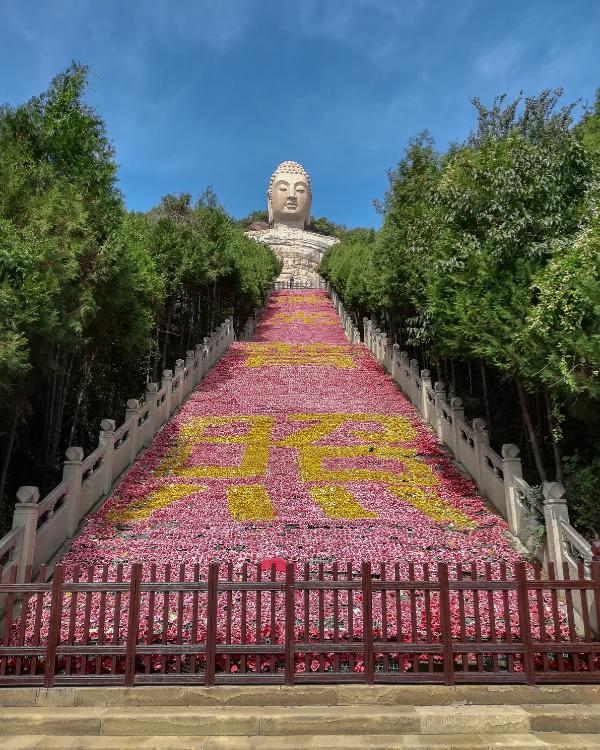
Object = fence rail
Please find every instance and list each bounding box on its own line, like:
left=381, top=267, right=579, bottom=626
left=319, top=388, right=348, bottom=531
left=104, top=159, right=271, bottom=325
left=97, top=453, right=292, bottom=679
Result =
left=1, top=556, right=599, bottom=688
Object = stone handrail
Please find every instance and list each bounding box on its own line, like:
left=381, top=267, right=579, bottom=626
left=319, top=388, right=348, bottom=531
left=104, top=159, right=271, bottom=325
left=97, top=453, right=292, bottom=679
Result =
left=326, top=282, right=598, bottom=587
left=560, top=519, right=593, bottom=574
left=0, top=314, right=252, bottom=589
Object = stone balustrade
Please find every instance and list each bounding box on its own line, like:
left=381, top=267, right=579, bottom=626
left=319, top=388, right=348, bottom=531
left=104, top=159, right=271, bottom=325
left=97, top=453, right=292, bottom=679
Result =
left=0, top=315, right=247, bottom=592
left=326, top=285, right=595, bottom=588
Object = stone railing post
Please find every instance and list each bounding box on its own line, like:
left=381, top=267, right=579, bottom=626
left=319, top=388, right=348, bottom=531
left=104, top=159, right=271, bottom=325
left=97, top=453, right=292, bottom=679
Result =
left=202, top=336, right=210, bottom=371
left=209, top=333, right=217, bottom=370
left=161, top=370, right=173, bottom=415
left=399, top=351, right=409, bottom=391
left=185, top=349, right=195, bottom=393
left=98, top=419, right=116, bottom=495
left=433, top=381, right=446, bottom=442
left=409, top=359, right=420, bottom=408
left=146, top=382, right=159, bottom=432
left=217, top=324, right=226, bottom=358
left=543, top=482, right=570, bottom=575
left=373, top=329, right=381, bottom=360
left=12, top=486, right=39, bottom=581
left=194, top=343, right=203, bottom=385
left=450, top=398, right=465, bottom=465
left=391, top=343, right=400, bottom=382
left=174, top=359, right=185, bottom=407
left=125, top=399, right=141, bottom=463
left=380, top=333, right=388, bottom=370
left=420, top=369, right=431, bottom=418
left=62, top=447, right=84, bottom=537
left=501, top=443, right=522, bottom=536
left=472, top=418, right=489, bottom=494
left=362, top=318, right=370, bottom=348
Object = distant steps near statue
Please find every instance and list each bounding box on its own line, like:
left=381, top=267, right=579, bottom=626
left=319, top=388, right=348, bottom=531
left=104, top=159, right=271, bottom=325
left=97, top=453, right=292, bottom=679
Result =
left=245, top=160, right=339, bottom=286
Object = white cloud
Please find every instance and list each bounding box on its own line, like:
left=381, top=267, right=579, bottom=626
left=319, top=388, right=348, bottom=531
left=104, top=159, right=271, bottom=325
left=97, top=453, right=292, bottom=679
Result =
left=146, top=0, right=262, bottom=51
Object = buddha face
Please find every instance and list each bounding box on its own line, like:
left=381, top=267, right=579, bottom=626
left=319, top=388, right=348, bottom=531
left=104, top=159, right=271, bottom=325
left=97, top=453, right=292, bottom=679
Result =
left=268, top=170, right=311, bottom=229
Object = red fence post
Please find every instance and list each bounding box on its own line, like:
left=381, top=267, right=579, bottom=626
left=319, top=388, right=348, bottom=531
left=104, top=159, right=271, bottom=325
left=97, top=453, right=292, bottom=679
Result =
left=437, top=563, right=454, bottom=685
left=124, top=563, right=142, bottom=687
left=361, top=561, right=374, bottom=684
left=285, top=562, right=296, bottom=685
left=205, top=562, right=219, bottom=686
left=592, top=541, right=600, bottom=637
left=44, top=565, right=65, bottom=688
left=515, top=562, right=535, bottom=685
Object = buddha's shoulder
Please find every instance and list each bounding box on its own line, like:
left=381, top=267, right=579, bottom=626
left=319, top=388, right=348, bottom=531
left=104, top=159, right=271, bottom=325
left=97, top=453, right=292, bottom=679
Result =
left=245, top=226, right=339, bottom=249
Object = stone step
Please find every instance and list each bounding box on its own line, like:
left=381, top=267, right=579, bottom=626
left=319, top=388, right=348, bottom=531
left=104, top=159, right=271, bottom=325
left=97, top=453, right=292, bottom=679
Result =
left=0, top=704, right=599, bottom=737
left=1, top=732, right=600, bottom=750
left=2, top=685, right=599, bottom=708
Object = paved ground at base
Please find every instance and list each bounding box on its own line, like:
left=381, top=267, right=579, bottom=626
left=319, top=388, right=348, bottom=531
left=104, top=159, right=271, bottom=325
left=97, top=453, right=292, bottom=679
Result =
left=1, top=685, right=599, bottom=749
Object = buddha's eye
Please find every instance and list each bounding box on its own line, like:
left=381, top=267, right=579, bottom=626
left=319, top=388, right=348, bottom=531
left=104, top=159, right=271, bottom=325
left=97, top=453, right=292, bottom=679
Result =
left=296, top=187, right=305, bottom=193
left=278, top=185, right=288, bottom=191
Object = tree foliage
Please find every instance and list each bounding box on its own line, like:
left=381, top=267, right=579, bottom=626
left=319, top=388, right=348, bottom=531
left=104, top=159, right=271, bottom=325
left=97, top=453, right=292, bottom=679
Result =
left=0, top=65, right=280, bottom=528
left=320, top=89, right=600, bottom=535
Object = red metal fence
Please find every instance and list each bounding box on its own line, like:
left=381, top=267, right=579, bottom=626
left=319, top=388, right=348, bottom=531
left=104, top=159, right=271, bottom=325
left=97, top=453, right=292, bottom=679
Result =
left=1, top=553, right=600, bottom=688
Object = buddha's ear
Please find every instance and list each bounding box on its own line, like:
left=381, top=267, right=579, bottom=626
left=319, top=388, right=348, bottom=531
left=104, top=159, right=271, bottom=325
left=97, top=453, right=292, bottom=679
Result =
left=268, top=191, right=274, bottom=226
left=304, top=194, right=312, bottom=228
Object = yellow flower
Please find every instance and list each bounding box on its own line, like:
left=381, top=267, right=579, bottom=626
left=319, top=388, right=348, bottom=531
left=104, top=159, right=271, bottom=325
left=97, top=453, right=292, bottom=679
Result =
left=310, top=485, right=376, bottom=519
left=227, top=484, right=275, bottom=521
left=107, top=483, right=208, bottom=523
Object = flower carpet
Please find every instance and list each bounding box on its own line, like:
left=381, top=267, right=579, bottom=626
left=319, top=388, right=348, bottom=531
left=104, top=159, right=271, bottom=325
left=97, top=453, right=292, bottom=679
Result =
left=12, top=290, right=583, bottom=680
left=67, top=290, right=520, bottom=572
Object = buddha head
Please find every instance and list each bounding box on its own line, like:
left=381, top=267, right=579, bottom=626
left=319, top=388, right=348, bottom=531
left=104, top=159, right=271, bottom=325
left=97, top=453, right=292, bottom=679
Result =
left=268, top=160, right=312, bottom=229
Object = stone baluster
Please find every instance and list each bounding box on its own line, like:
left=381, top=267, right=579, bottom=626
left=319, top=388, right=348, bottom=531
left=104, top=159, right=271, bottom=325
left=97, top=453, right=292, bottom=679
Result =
left=391, top=343, right=400, bottom=382
left=218, top=324, right=226, bottom=357
left=362, top=317, right=370, bottom=349
left=174, top=359, right=185, bottom=408
left=146, top=382, right=159, bottom=433
left=98, top=419, right=116, bottom=495
left=420, top=369, right=431, bottom=418
left=543, top=482, right=570, bottom=576
left=194, top=343, right=203, bottom=385
left=161, top=370, right=173, bottom=415
left=433, top=381, right=446, bottom=441
left=472, top=418, right=489, bottom=495
left=125, top=399, right=141, bottom=462
left=380, top=333, right=388, bottom=369
left=202, top=336, right=210, bottom=371
left=399, top=351, right=410, bottom=391
left=450, top=398, right=465, bottom=465
left=409, top=359, right=420, bottom=408
left=501, top=443, right=522, bottom=536
left=374, top=329, right=381, bottom=360
left=209, top=332, right=217, bottom=370
left=62, top=447, right=85, bottom=537
left=12, top=486, right=40, bottom=581
left=185, top=349, right=195, bottom=393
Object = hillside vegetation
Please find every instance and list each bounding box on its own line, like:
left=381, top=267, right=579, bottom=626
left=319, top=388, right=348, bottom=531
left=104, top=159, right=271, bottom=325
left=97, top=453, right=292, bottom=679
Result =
left=320, top=89, right=600, bottom=539
left=0, top=65, right=280, bottom=528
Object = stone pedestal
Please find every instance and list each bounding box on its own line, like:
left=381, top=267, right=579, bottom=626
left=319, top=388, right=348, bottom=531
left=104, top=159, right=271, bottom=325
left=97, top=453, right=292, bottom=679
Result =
left=246, top=226, right=338, bottom=285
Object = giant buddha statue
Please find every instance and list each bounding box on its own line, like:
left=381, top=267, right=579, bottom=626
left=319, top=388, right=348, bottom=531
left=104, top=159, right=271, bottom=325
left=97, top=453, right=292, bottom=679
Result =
left=246, top=161, right=338, bottom=285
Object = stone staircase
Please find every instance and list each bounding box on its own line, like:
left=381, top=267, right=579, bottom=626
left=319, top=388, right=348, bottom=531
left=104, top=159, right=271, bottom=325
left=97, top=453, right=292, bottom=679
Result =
left=1, top=685, right=599, bottom=749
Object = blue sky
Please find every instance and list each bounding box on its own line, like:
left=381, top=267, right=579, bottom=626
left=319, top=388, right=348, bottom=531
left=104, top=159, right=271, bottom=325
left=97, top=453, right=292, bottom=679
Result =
left=2, top=1, right=599, bottom=228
